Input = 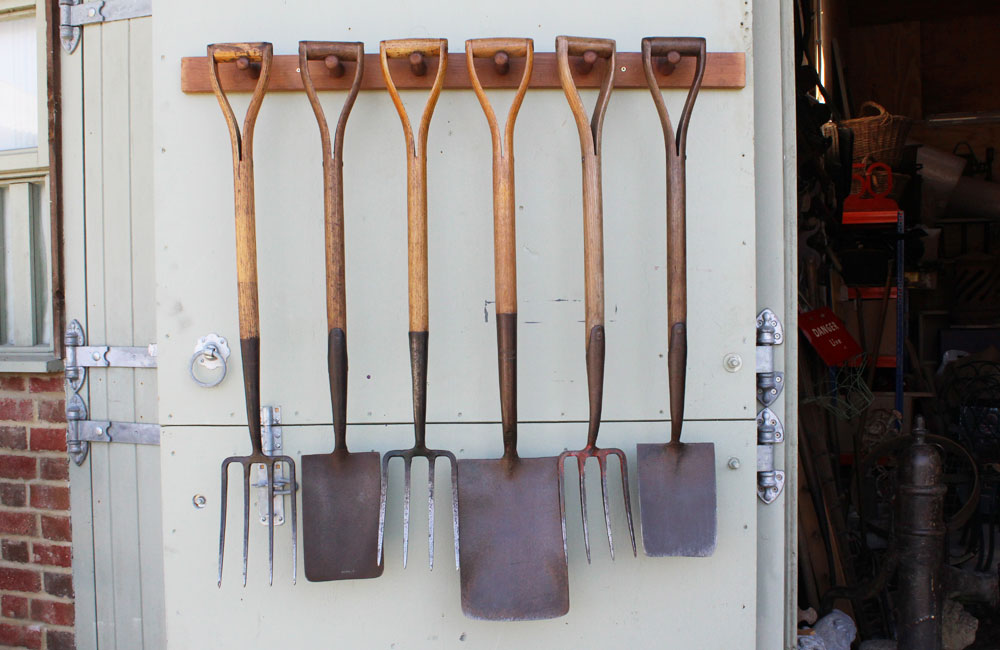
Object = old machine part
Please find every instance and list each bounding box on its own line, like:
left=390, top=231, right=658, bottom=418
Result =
left=297, top=41, right=384, bottom=582
left=555, top=35, right=636, bottom=562
left=457, top=37, right=570, bottom=621
left=635, top=37, right=717, bottom=557
left=209, top=42, right=298, bottom=586
left=376, top=38, right=460, bottom=571
left=896, top=416, right=946, bottom=649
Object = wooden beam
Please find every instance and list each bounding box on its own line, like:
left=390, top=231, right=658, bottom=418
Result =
left=181, top=51, right=745, bottom=93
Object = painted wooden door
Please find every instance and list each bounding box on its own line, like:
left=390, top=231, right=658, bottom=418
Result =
left=63, top=16, right=166, bottom=650
left=152, top=1, right=794, bottom=648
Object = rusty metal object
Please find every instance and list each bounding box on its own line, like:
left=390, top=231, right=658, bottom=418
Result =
left=636, top=36, right=717, bottom=558
left=377, top=39, right=459, bottom=571
left=297, top=41, right=382, bottom=582
left=555, top=35, right=636, bottom=563
left=896, top=416, right=946, bottom=649
left=457, top=38, right=568, bottom=621
left=210, top=42, right=297, bottom=587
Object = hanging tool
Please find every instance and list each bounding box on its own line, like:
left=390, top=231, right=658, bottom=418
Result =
left=555, top=35, right=636, bottom=563
left=458, top=37, right=569, bottom=621
left=298, top=41, right=383, bottom=582
left=636, top=37, right=716, bottom=557
left=377, top=39, right=459, bottom=571
left=210, top=42, right=297, bottom=586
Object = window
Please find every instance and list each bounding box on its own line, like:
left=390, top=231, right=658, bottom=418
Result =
left=0, top=0, right=57, bottom=371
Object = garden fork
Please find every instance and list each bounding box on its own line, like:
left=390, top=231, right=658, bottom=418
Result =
left=209, top=42, right=297, bottom=587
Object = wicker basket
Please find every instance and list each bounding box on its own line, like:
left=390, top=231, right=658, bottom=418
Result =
left=840, top=101, right=912, bottom=169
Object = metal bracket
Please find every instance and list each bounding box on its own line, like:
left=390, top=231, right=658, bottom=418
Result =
left=755, top=308, right=784, bottom=406
left=63, top=319, right=159, bottom=465
left=255, top=406, right=292, bottom=526
left=756, top=407, right=785, bottom=504
left=60, top=0, right=152, bottom=53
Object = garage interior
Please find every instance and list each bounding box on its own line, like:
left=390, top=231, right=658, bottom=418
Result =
left=795, top=0, right=1000, bottom=648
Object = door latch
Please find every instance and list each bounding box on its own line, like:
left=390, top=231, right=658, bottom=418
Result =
left=755, top=309, right=785, bottom=504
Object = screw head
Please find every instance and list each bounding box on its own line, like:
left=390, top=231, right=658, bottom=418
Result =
left=723, top=353, right=743, bottom=372
left=192, top=494, right=207, bottom=509
left=727, top=457, right=741, bottom=470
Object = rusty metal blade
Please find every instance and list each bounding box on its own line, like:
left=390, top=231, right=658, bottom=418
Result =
left=636, top=442, right=716, bottom=557
left=302, top=450, right=384, bottom=581
left=457, top=456, right=569, bottom=620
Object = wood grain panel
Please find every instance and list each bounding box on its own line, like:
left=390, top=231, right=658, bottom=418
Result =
left=921, top=14, right=1000, bottom=115
left=845, top=21, right=922, bottom=119
left=181, top=51, right=745, bottom=93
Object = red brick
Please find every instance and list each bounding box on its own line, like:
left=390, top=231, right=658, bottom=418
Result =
left=42, top=573, right=73, bottom=599
left=28, top=428, right=65, bottom=452
left=3, top=540, right=29, bottom=563
left=40, top=516, right=71, bottom=542
left=30, top=599, right=73, bottom=626
left=0, top=481, right=26, bottom=506
left=0, top=622, right=41, bottom=649
left=29, top=485, right=70, bottom=511
left=2, top=594, right=28, bottom=618
left=0, top=376, right=26, bottom=392
left=0, top=454, right=36, bottom=479
left=0, top=511, right=36, bottom=536
left=0, top=567, right=40, bottom=592
left=28, top=376, right=63, bottom=394
left=46, top=629, right=75, bottom=650
left=0, top=425, right=27, bottom=449
left=0, top=398, right=33, bottom=421
left=36, top=400, right=65, bottom=423
left=39, top=458, right=69, bottom=481
left=31, top=544, right=71, bottom=568
left=24, top=625, right=41, bottom=650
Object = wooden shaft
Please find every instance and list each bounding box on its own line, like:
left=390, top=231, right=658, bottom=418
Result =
left=208, top=42, right=273, bottom=453
left=380, top=39, right=447, bottom=333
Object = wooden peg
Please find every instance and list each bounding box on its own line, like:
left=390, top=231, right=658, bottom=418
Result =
left=324, top=54, right=345, bottom=77
left=657, top=50, right=682, bottom=76
left=493, top=50, right=510, bottom=75
left=576, top=50, right=598, bottom=75
left=409, top=51, right=427, bottom=76
left=235, top=56, right=261, bottom=79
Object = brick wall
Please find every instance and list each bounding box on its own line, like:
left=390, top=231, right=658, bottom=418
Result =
left=0, top=373, right=74, bottom=650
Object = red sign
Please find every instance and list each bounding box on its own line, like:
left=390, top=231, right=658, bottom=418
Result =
left=799, top=307, right=863, bottom=366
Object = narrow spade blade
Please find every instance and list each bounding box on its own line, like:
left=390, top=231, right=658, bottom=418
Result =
left=636, top=442, right=717, bottom=557
left=302, top=450, right=384, bottom=581
left=457, top=456, right=569, bottom=620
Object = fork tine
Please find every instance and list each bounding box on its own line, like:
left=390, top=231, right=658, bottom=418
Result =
left=266, top=461, right=275, bottom=586
left=286, top=459, right=298, bottom=583
left=377, top=453, right=391, bottom=567
left=241, top=462, right=251, bottom=587
left=218, top=459, right=231, bottom=587
left=598, top=454, right=615, bottom=560
left=448, top=455, right=459, bottom=570
left=427, top=456, right=436, bottom=570
left=616, top=451, right=637, bottom=557
left=558, top=454, right=570, bottom=562
left=402, top=456, right=412, bottom=568
left=577, top=455, right=591, bottom=564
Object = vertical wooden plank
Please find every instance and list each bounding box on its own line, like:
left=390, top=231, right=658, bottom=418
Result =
left=100, top=18, right=145, bottom=650
left=62, top=25, right=99, bottom=650
left=81, top=21, right=119, bottom=650
left=128, top=17, right=165, bottom=649
left=6, top=182, right=37, bottom=345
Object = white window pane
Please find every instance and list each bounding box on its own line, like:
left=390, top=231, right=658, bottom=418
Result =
left=0, top=15, right=37, bottom=151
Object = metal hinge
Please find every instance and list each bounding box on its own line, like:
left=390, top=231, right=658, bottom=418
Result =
left=64, top=319, right=159, bottom=465
left=60, top=0, right=152, bottom=53
left=755, top=309, right=785, bottom=504
left=255, top=406, right=292, bottom=526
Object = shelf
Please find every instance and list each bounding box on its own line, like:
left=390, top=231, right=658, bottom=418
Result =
left=180, top=51, right=745, bottom=93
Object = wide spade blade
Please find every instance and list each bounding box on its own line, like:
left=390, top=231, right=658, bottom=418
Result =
left=636, top=441, right=716, bottom=557
left=457, top=456, right=569, bottom=620
left=302, top=450, right=384, bottom=581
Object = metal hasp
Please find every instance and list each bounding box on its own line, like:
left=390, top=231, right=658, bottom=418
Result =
left=755, top=308, right=784, bottom=406
left=60, top=0, right=152, bottom=53
left=755, top=309, right=785, bottom=503
left=64, top=319, right=160, bottom=465
left=255, top=406, right=292, bottom=527
left=896, top=416, right=946, bottom=649
left=755, top=408, right=785, bottom=504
